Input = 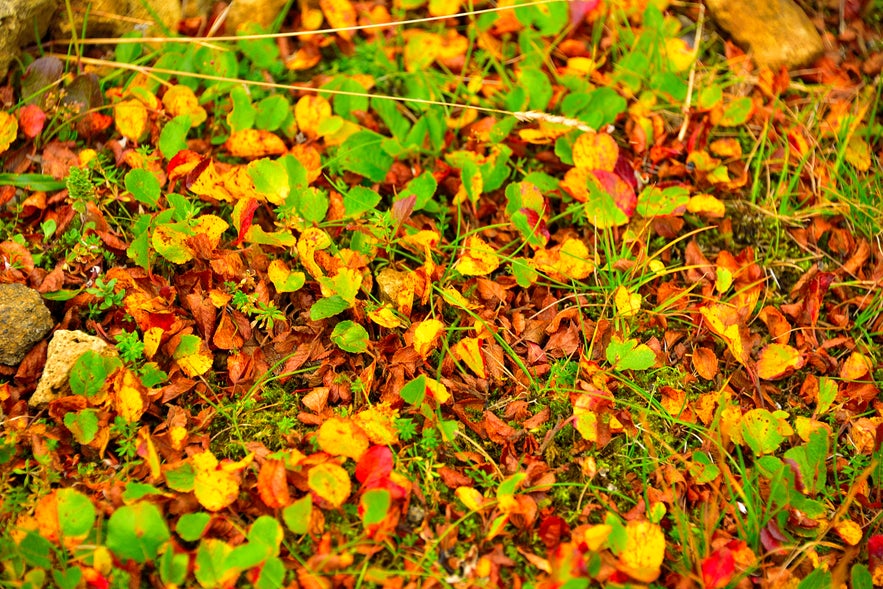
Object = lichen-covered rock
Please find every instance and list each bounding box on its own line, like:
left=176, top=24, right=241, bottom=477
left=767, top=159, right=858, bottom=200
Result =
left=0, top=0, right=58, bottom=79
left=223, top=0, right=290, bottom=33
left=0, top=283, right=54, bottom=365
left=706, top=0, right=824, bottom=69
left=30, top=330, right=118, bottom=406
left=51, top=0, right=183, bottom=40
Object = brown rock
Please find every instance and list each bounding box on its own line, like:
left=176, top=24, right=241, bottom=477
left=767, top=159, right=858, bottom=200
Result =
left=0, top=0, right=58, bottom=79
left=705, top=0, right=825, bottom=69
left=0, top=283, right=54, bottom=365
left=30, top=330, right=118, bottom=406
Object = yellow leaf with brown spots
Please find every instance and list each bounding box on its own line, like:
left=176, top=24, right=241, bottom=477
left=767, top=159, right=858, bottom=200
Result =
left=225, top=129, right=286, bottom=158
left=316, top=417, right=370, bottom=461
left=308, top=462, right=351, bottom=507
left=454, top=235, right=499, bottom=276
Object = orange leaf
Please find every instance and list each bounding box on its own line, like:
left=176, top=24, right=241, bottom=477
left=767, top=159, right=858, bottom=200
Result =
left=308, top=462, right=351, bottom=508
left=840, top=352, right=872, bottom=381
left=756, top=343, right=803, bottom=380
left=700, top=304, right=749, bottom=366
left=451, top=337, right=487, bottom=378
left=455, top=235, right=499, bottom=276
left=225, top=129, right=286, bottom=158
left=162, top=85, right=207, bottom=126
left=572, top=131, right=618, bottom=172
left=319, top=0, right=357, bottom=39
left=316, top=417, right=370, bottom=461
left=692, top=347, right=718, bottom=380
left=618, top=520, right=665, bottom=583
left=258, top=459, right=291, bottom=509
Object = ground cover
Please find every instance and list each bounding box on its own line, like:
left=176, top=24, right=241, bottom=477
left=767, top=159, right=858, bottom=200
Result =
left=0, top=0, right=881, bottom=587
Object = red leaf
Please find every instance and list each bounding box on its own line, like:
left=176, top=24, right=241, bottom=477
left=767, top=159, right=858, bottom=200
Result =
left=538, top=515, right=569, bottom=550
left=701, top=547, right=735, bottom=589
left=18, top=104, right=46, bottom=139
left=235, top=198, right=260, bottom=245
left=592, top=169, right=637, bottom=218
left=356, top=445, right=393, bottom=487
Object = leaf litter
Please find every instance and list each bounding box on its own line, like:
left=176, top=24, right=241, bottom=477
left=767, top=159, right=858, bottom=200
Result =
left=0, top=0, right=881, bottom=587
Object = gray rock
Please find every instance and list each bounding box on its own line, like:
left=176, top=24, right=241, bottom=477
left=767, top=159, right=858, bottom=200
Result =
left=0, top=0, right=58, bottom=79
left=0, top=283, right=54, bottom=365
left=30, top=330, right=118, bottom=406
left=706, top=0, right=825, bottom=69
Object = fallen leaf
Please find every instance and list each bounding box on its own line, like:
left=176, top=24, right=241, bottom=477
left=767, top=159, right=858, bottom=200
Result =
left=618, top=520, right=665, bottom=583
left=308, top=462, right=351, bottom=508
left=455, top=235, right=499, bottom=276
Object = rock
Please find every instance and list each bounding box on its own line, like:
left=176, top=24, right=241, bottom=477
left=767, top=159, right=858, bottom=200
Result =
left=705, top=0, right=825, bottom=69
left=0, top=0, right=58, bottom=79
left=30, top=330, right=118, bottom=406
left=222, top=0, right=290, bottom=33
left=0, top=283, right=54, bottom=366
left=51, top=0, right=182, bottom=40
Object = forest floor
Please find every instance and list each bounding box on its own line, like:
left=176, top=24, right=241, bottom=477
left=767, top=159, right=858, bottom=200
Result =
left=0, top=0, right=882, bottom=587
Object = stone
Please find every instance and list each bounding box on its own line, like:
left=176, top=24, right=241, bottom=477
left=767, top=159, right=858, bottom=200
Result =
left=0, top=283, right=54, bottom=366
left=30, top=330, right=118, bottom=406
left=705, top=0, right=825, bottom=69
left=222, top=0, right=290, bottom=33
left=51, top=0, right=182, bottom=41
left=0, top=0, right=58, bottom=79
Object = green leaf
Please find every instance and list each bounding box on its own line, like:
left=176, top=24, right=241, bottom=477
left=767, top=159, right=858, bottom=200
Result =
left=371, top=96, right=411, bottom=140
left=159, top=546, right=189, bottom=586
left=361, top=489, right=391, bottom=526
left=339, top=131, right=394, bottom=182
left=298, top=187, right=329, bottom=223
left=0, top=173, right=66, bottom=191
left=344, top=186, right=382, bottom=218
left=125, top=169, right=161, bottom=208
left=636, top=185, right=690, bottom=217
left=520, top=67, right=552, bottom=111
left=19, top=532, right=53, bottom=568
left=741, top=409, right=786, bottom=456
left=114, top=32, right=143, bottom=63
left=249, top=158, right=289, bottom=204
left=310, top=295, right=350, bottom=320
left=399, top=375, right=426, bottom=406
left=817, top=377, right=837, bottom=415
left=69, top=350, right=121, bottom=397
left=605, top=337, right=655, bottom=371
left=282, top=495, right=312, bottom=535
left=63, top=409, right=99, bottom=444
left=325, top=77, right=369, bottom=121
left=173, top=334, right=203, bottom=359
left=255, top=94, right=290, bottom=131
left=330, top=321, right=369, bottom=353
left=176, top=512, right=211, bottom=542
left=584, top=175, right=630, bottom=229
left=255, top=557, right=286, bottom=589
left=57, top=488, right=95, bottom=538
left=783, top=428, right=828, bottom=495
left=510, top=257, right=538, bottom=288
left=106, top=502, right=171, bottom=564
left=398, top=172, right=438, bottom=211
left=228, top=87, right=256, bottom=132
left=52, top=567, right=82, bottom=589
left=164, top=462, right=195, bottom=492
left=122, top=482, right=164, bottom=502
left=851, top=564, right=873, bottom=589
left=194, top=538, right=236, bottom=588
left=797, top=568, right=831, bottom=589
left=718, top=97, right=753, bottom=126
left=159, top=115, right=191, bottom=160
left=247, top=516, right=283, bottom=558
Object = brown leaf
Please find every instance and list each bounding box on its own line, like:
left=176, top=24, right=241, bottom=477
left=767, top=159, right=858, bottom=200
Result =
left=483, top=411, right=520, bottom=444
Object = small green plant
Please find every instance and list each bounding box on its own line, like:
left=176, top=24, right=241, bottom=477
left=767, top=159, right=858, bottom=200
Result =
left=86, top=277, right=125, bottom=311
left=114, top=330, right=145, bottom=364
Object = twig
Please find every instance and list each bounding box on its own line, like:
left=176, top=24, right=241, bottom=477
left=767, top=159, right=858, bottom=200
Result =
left=677, top=3, right=705, bottom=143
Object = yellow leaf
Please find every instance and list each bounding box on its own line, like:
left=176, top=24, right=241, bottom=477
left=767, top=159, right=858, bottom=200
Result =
left=192, top=450, right=242, bottom=511
left=439, top=286, right=478, bottom=310
left=756, top=343, right=803, bottom=380
left=193, top=214, right=228, bottom=250
left=319, top=0, right=357, bottom=39
left=583, top=524, right=612, bottom=551
left=455, top=486, right=485, bottom=511
left=664, top=37, right=694, bottom=72
left=316, top=417, right=369, bottom=461
left=414, top=319, right=444, bottom=358
left=112, top=368, right=147, bottom=423
left=295, top=95, right=332, bottom=140
left=162, top=85, right=207, bottom=127
left=143, top=327, right=163, bottom=359
left=368, top=305, right=401, bottom=328
left=353, top=403, right=400, bottom=445
left=715, top=266, right=733, bottom=293
left=137, top=427, right=162, bottom=480
left=556, top=238, right=595, bottom=280
left=618, top=520, right=665, bottom=583
left=424, top=377, right=451, bottom=404
left=308, top=462, right=351, bottom=507
left=572, top=131, right=619, bottom=172
left=114, top=99, right=148, bottom=142
left=297, top=227, right=332, bottom=280
left=268, top=259, right=305, bottom=293
left=455, top=235, right=499, bottom=276
left=428, top=0, right=459, bottom=15
left=614, top=285, right=641, bottom=318
left=700, top=304, right=749, bottom=366
left=298, top=0, right=324, bottom=30
left=686, top=193, right=726, bottom=218
left=0, top=111, right=18, bottom=154
left=844, top=136, right=871, bottom=172
left=451, top=337, right=486, bottom=378
left=225, top=129, right=286, bottom=158
left=574, top=411, right=598, bottom=442
left=834, top=519, right=863, bottom=546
